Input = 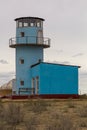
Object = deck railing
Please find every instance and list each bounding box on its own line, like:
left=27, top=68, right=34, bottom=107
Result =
left=9, top=36, right=50, bottom=47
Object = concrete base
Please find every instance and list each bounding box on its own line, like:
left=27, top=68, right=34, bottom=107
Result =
left=11, top=94, right=79, bottom=99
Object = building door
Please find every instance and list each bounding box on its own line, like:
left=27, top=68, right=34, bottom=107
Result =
left=35, top=76, right=39, bottom=95
left=32, top=78, right=35, bottom=95
left=37, top=30, right=43, bottom=44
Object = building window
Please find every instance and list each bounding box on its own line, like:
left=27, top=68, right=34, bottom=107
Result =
left=19, top=59, right=24, bottom=64
left=20, top=32, right=25, bottom=37
left=19, top=22, right=22, bottom=27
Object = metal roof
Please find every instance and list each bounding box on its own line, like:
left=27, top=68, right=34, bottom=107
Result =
left=31, top=62, right=81, bottom=68
left=15, top=17, right=45, bottom=21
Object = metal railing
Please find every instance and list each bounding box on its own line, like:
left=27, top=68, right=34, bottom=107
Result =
left=9, top=36, right=50, bottom=47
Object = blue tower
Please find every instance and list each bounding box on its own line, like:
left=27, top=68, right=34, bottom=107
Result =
left=9, top=17, right=50, bottom=95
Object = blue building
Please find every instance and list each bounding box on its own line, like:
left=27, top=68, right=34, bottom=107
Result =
left=9, top=17, right=80, bottom=98
left=31, top=62, right=80, bottom=98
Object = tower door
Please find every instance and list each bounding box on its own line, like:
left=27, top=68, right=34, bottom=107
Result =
left=37, top=30, right=43, bottom=44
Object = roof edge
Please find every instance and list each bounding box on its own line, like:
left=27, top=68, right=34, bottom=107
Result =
left=15, top=17, right=45, bottom=21
left=31, top=62, right=81, bottom=68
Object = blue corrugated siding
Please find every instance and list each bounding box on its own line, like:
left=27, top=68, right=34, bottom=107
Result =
left=40, top=63, right=78, bottom=94
left=16, top=46, right=43, bottom=94
left=16, top=27, right=42, bottom=44
left=15, top=23, right=43, bottom=95
left=31, top=63, right=79, bottom=95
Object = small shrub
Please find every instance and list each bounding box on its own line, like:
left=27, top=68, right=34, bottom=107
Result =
left=63, top=107, right=68, bottom=113
left=78, top=105, right=87, bottom=117
left=46, top=114, right=77, bottom=130
left=59, top=115, right=77, bottom=130
left=79, top=94, right=87, bottom=99
left=67, top=99, right=76, bottom=108
left=50, top=111, right=60, bottom=120
left=28, top=99, right=48, bottom=114
left=4, top=103, right=24, bottom=129
left=25, top=115, right=38, bottom=130
left=46, top=121, right=61, bottom=130
left=0, top=100, right=4, bottom=120
left=79, top=120, right=87, bottom=127
left=0, top=123, right=6, bottom=130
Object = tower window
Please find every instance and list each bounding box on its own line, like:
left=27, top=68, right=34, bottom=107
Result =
left=19, top=59, right=24, bottom=64
left=24, top=22, right=28, bottom=27
left=20, top=81, right=24, bottom=86
left=37, top=22, right=40, bottom=27
left=20, top=32, right=25, bottom=37
left=30, top=22, right=34, bottom=27
left=19, top=22, right=22, bottom=27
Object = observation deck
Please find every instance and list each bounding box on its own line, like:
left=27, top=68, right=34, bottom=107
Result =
left=9, top=36, right=50, bottom=48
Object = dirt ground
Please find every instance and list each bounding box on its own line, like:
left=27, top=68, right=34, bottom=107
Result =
left=0, top=98, right=87, bottom=130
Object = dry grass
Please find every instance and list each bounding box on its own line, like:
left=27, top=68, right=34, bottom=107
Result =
left=0, top=98, right=87, bottom=130
left=0, top=89, right=12, bottom=96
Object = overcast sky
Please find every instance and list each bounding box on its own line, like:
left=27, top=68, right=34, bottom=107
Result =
left=0, top=0, right=87, bottom=94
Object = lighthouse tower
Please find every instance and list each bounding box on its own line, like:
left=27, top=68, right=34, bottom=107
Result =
left=9, top=17, right=50, bottom=95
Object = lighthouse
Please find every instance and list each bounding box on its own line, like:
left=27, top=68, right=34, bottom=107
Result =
left=9, top=17, right=50, bottom=95
left=9, top=17, right=80, bottom=99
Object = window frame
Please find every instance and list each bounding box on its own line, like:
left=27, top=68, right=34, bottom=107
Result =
left=35, top=76, right=39, bottom=94
left=20, top=32, right=25, bottom=37
left=20, top=80, right=24, bottom=86
left=19, top=58, right=24, bottom=64
left=23, top=22, right=28, bottom=27
left=19, top=22, right=23, bottom=27
left=32, top=78, right=35, bottom=94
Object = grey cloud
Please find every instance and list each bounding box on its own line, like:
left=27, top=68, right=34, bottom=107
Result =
left=50, top=49, right=63, bottom=54
left=60, top=61, right=71, bottom=65
left=72, top=53, right=84, bottom=58
left=79, top=71, right=87, bottom=94
left=0, top=59, right=8, bottom=64
left=0, top=72, right=15, bottom=78
left=47, top=60, right=71, bottom=65
left=80, top=71, right=87, bottom=78
left=55, top=49, right=63, bottom=54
